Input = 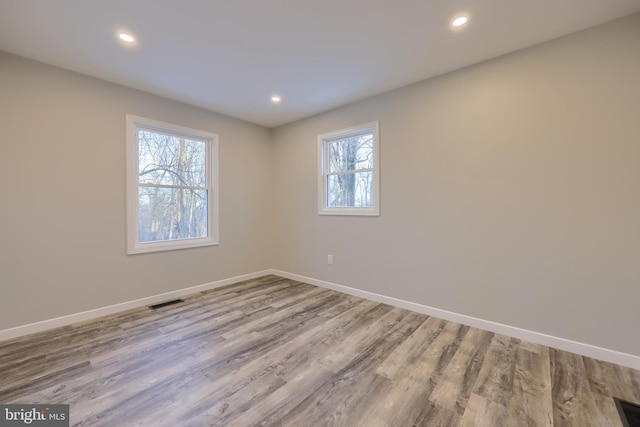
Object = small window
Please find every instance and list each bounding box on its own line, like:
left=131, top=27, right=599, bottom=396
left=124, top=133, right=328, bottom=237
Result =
left=318, top=121, right=379, bottom=216
left=126, top=115, right=219, bottom=254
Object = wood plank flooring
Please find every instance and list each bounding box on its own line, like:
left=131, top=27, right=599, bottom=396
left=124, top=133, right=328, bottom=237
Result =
left=1, top=275, right=639, bottom=426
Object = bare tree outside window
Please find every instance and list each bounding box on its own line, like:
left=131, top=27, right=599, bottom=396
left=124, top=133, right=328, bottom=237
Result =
left=318, top=121, right=380, bottom=216
left=137, top=130, right=208, bottom=242
left=126, top=114, right=219, bottom=254
left=327, top=135, right=373, bottom=208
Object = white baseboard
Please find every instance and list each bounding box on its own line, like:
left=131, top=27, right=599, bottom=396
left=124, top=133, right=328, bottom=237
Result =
left=271, top=269, right=640, bottom=371
left=0, top=270, right=272, bottom=343
left=3, top=268, right=639, bottom=371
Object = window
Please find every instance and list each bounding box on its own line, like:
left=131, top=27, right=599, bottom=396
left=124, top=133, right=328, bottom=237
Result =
left=318, top=121, right=379, bottom=216
left=126, top=115, right=219, bottom=254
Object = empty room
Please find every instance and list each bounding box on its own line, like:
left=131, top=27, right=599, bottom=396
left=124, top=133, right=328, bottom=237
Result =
left=1, top=1, right=640, bottom=426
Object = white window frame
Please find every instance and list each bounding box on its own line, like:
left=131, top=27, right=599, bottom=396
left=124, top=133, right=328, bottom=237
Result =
left=318, top=121, right=380, bottom=216
left=126, top=114, right=219, bottom=254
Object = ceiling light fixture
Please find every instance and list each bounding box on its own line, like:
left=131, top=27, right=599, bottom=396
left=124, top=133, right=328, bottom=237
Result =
left=118, top=33, right=135, bottom=43
left=452, top=16, right=468, bottom=28
left=271, top=95, right=282, bottom=104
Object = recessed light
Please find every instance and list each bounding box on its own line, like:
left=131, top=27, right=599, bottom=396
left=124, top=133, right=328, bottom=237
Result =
left=271, top=95, right=282, bottom=104
left=452, top=16, right=468, bottom=27
left=119, top=33, right=135, bottom=43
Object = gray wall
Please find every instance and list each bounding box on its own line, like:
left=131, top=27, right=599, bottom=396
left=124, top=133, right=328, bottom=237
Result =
left=0, top=52, right=273, bottom=329
left=2, top=13, right=639, bottom=358
left=271, top=13, right=640, bottom=356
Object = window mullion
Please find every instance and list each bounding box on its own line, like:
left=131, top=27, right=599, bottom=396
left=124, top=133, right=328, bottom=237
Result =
left=326, top=168, right=373, bottom=176
left=139, top=183, right=206, bottom=190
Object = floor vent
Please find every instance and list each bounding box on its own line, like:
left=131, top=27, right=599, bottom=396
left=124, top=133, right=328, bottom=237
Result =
left=149, top=299, right=184, bottom=310
left=614, top=397, right=640, bottom=427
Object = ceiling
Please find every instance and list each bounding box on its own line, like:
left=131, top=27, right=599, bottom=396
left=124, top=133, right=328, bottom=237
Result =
left=1, top=1, right=639, bottom=128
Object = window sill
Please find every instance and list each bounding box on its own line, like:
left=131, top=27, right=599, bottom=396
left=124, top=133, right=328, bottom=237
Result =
left=127, top=238, right=219, bottom=255
left=318, top=208, right=380, bottom=216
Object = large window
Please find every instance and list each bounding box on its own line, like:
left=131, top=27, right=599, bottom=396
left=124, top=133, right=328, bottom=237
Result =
left=126, top=115, right=219, bottom=254
left=318, top=121, right=379, bottom=216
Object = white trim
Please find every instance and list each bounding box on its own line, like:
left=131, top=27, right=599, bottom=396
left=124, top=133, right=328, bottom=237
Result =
left=0, top=270, right=271, bottom=342
left=317, top=121, right=380, bottom=216
left=3, top=268, right=639, bottom=371
left=271, top=270, right=640, bottom=371
left=125, top=114, right=220, bottom=255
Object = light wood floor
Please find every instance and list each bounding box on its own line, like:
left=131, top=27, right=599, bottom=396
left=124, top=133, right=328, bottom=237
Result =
left=1, top=275, right=638, bottom=426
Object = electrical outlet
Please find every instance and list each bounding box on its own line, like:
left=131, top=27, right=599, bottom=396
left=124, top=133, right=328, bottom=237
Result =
left=328, top=254, right=333, bottom=265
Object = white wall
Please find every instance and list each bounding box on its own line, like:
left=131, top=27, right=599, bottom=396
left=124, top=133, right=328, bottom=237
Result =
left=271, top=13, right=640, bottom=357
left=0, top=52, right=273, bottom=330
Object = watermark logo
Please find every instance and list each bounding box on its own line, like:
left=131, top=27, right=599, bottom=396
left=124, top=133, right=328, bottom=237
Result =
left=0, top=405, right=68, bottom=426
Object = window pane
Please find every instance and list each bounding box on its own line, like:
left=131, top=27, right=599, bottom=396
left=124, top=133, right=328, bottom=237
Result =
left=138, top=187, right=208, bottom=242
left=138, top=129, right=206, bottom=187
left=328, top=134, right=373, bottom=173
left=327, top=171, right=373, bottom=208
